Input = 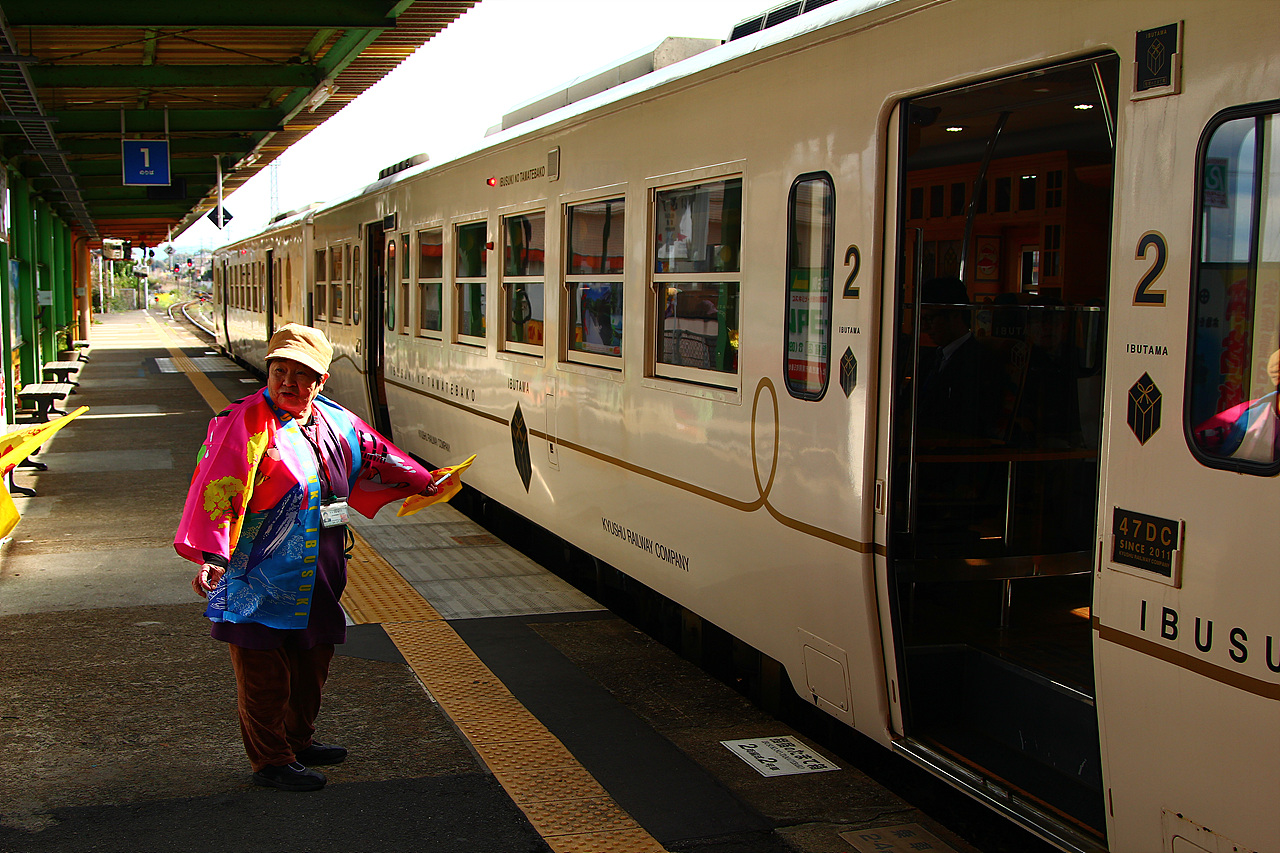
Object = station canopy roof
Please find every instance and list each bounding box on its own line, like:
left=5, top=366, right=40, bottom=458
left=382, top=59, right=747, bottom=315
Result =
left=0, top=0, right=478, bottom=245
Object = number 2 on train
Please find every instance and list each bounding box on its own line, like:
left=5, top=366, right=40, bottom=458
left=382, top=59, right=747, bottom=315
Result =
left=843, top=245, right=861, bottom=299
left=1134, top=231, right=1168, bottom=306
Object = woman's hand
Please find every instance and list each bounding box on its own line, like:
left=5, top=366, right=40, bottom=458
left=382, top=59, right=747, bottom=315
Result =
left=420, top=477, right=439, bottom=497
left=192, top=562, right=225, bottom=598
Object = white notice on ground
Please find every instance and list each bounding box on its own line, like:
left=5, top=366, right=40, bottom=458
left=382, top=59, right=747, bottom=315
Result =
left=720, top=735, right=839, bottom=777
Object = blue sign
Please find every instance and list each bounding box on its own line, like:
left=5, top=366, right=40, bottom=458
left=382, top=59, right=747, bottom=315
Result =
left=121, top=139, right=170, bottom=186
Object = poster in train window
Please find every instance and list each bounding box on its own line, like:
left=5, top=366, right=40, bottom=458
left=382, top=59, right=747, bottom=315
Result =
left=1189, top=110, right=1280, bottom=470
left=653, top=179, right=742, bottom=376
left=566, top=198, right=624, bottom=359
left=570, top=284, right=621, bottom=356
left=785, top=174, right=834, bottom=399
left=503, top=212, right=545, bottom=348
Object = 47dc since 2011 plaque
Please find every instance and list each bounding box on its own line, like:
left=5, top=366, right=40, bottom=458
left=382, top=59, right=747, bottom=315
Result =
left=1112, top=507, right=1183, bottom=586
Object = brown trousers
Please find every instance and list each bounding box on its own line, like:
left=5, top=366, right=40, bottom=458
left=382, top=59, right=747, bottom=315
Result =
left=227, top=643, right=335, bottom=771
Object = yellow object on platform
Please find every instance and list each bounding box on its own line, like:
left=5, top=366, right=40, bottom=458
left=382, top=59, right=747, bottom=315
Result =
left=0, top=406, right=89, bottom=538
left=397, top=453, right=476, bottom=516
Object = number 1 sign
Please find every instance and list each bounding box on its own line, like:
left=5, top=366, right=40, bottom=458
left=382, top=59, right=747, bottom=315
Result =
left=121, top=139, right=171, bottom=186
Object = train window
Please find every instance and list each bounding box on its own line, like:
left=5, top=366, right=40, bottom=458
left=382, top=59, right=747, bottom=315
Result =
left=351, top=245, right=361, bottom=325
left=343, top=245, right=352, bottom=323
left=417, top=228, right=443, bottom=337
left=315, top=250, right=328, bottom=319
left=455, top=221, right=487, bottom=344
left=785, top=173, right=834, bottom=399
left=652, top=177, right=742, bottom=381
left=331, top=244, right=345, bottom=322
left=384, top=239, right=397, bottom=333
left=399, top=233, right=411, bottom=335
left=502, top=211, right=545, bottom=355
left=274, top=259, right=282, bottom=316
left=330, top=246, right=343, bottom=283
left=566, top=197, right=624, bottom=363
left=1189, top=107, right=1280, bottom=472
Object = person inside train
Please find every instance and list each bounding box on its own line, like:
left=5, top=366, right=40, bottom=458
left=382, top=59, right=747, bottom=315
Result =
left=175, top=324, right=438, bottom=791
left=915, top=276, right=1000, bottom=442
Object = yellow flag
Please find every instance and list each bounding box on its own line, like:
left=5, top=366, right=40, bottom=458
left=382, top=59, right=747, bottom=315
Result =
left=0, top=406, right=89, bottom=538
left=397, top=454, right=476, bottom=517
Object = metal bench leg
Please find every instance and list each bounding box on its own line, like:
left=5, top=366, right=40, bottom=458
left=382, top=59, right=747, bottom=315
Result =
left=8, top=469, right=35, bottom=497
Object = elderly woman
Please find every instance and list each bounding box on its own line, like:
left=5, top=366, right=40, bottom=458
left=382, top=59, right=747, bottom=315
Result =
left=175, top=324, right=436, bottom=791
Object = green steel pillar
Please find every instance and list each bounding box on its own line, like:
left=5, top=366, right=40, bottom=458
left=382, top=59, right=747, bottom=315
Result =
left=36, top=200, right=56, bottom=360
left=10, top=172, right=36, bottom=385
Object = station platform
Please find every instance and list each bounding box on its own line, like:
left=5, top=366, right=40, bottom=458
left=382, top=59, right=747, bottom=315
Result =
left=0, top=309, right=991, bottom=853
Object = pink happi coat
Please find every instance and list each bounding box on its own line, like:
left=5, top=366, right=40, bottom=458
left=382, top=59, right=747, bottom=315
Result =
left=175, top=389, right=431, bottom=629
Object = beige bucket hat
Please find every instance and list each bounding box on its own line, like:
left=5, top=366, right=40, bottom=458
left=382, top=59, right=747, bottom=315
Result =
left=265, top=323, right=333, bottom=376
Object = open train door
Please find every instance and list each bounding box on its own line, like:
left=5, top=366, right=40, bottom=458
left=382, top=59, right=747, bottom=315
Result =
left=876, top=56, right=1117, bottom=849
left=362, top=218, right=393, bottom=437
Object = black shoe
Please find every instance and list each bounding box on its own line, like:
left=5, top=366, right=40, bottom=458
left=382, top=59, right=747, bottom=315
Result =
left=295, top=742, right=347, bottom=766
left=252, top=761, right=326, bottom=791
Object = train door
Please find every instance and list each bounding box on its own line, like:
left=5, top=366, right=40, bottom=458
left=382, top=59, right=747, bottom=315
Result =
left=363, top=220, right=393, bottom=437
left=880, top=56, right=1117, bottom=843
left=219, top=260, right=230, bottom=345
left=265, top=249, right=276, bottom=338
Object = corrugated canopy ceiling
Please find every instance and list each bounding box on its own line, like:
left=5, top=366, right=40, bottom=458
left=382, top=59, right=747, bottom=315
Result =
left=0, top=0, right=478, bottom=244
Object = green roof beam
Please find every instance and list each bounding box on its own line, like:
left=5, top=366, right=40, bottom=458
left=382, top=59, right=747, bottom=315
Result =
left=52, top=109, right=283, bottom=134
left=2, top=1, right=404, bottom=28
left=32, top=64, right=324, bottom=89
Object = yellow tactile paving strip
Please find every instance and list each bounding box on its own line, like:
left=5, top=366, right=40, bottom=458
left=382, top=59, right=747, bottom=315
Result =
left=342, top=529, right=443, bottom=623
left=354, top=544, right=667, bottom=853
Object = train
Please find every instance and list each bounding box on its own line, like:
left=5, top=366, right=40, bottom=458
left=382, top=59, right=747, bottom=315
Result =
left=207, top=1, right=1280, bottom=850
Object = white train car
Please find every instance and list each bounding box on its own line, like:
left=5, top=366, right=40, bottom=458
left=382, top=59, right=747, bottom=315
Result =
left=212, top=208, right=310, bottom=372
left=212, top=2, right=1280, bottom=850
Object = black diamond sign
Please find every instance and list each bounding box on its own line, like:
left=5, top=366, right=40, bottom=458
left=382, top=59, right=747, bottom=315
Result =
left=511, top=403, right=532, bottom=492
left=1127, top=372, right=1161, bottom=445
left=840, top=347, right=857, bottom=398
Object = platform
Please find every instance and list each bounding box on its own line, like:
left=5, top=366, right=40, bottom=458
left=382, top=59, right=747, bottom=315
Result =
left=0, top=309, right=991, bottom=853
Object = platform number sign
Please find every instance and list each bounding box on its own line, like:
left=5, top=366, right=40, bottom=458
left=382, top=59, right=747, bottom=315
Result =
left=122, top=139, right=171, bottom=186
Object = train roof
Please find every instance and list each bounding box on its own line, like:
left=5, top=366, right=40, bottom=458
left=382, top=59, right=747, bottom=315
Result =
left=347, top=0, right=897, bottom=200
left=216, top=0, right=901, bottom=249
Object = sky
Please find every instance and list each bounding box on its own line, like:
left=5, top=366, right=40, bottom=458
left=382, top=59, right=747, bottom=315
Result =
left=176, top=0, right=761, bottom=250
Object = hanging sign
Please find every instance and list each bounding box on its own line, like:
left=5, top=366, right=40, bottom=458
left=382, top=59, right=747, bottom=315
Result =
left=121, top=139, right=171, bottom=186
left=206, top=207, right=233, bottom=228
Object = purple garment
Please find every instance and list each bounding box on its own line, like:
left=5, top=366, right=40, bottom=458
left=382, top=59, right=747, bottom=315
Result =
left=211, top=407, right=353, bottom=651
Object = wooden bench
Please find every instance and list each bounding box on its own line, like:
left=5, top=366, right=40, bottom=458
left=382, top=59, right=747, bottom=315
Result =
left=42, top=360, right=82, bottom=387
left=16, top=382, right=75, bottom=422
